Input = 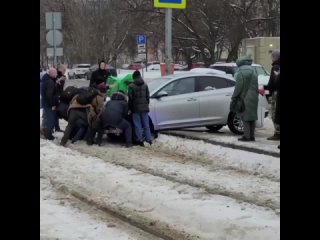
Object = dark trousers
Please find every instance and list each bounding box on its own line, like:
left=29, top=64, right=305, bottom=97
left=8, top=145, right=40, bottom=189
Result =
left=61, top=109, right=88, bottom=145
left=243, top=120, right=255, bottom=139
left=42, top=107, right=55, bottom=140
left=86, top=118, right=102, bottom=145
left=115, top=119, right=132, bottom=145
left=54, top=115, right=60, bottom=131
left=90, top=118, right=133, bottom=146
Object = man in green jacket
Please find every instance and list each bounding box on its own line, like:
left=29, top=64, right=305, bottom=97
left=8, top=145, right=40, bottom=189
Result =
left=231, top=55, right=259, bottom=141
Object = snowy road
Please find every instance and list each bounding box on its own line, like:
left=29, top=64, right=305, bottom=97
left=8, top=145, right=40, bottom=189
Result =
left=40, top=129, right=280, bottom=239
left=41, top=178, right=163, bottom=240
left=41, top=76, right=280, bottom=239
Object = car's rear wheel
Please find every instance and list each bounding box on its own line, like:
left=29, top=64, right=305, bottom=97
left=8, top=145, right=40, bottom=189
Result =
left=205, top=125, right=224, bottom=132
left=227, top=112, right=244, bottom=135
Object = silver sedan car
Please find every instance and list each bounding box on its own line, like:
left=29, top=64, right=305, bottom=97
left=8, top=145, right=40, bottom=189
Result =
left=147, top=73, right=268, bottom=134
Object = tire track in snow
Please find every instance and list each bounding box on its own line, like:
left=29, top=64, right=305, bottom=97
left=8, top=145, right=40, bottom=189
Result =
left=68, top=142, right=279, bottom=212
left=41, top=177, right=164, bottom=240
left=40, top=140, right=280, bottom=240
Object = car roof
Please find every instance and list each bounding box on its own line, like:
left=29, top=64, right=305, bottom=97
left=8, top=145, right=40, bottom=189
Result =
left=211, top=62, right=263, bottom=67
left=210, top=62, right=237, bottom=67
left=190, top=68, right=226, bottom=75
left=168, top=72, right=235, bottom=81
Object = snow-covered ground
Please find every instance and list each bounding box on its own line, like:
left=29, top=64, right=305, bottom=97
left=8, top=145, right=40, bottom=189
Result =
left=41, top=71, right=280, bottom=239
left=162, top=117, right=280, bottom=155
left=41, top=139, right=280, bottom=240
left=41, top=178, right=161, bottom=240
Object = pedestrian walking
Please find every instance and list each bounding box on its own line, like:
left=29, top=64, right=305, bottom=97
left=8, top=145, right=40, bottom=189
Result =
left=230, top=55, right=259, bottom=142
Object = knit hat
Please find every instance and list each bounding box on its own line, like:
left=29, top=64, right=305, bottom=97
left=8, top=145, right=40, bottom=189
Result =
left=132, top=70, right=141, bottom=80
left=271, top=50, right=280, bottom=59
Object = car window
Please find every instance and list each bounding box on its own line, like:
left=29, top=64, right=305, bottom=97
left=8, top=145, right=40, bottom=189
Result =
left=196, top=76, right=229, bottom=91
left=211, top=66, right=225, bottom=72
left=226, top=67, right=238, bottom=75
left=78, top=65, right=91, bottom=68
left=254, top=66, right=269, bottom=76
left=161, top=77, right=195, bottom=96
left=226, top=79, right=236, bottom=87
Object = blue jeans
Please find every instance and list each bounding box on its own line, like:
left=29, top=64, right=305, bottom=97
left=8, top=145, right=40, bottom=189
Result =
left=42, top=107, right=55, bottom=139
left=132, top=112, right=152, bottom=143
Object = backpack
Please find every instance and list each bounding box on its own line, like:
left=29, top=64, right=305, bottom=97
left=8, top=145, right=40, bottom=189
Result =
left=60, top=86, right=81, bottom=104
left=76, top=87, right=99, bottom=105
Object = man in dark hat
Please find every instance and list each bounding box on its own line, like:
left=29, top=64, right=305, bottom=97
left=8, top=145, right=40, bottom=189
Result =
left=128, top=70, right=152, bottom=146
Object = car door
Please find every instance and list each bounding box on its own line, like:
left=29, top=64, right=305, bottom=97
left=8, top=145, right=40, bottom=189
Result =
left=153, top=77, right=200, bottom=129
left=196, top=76, right=235, bottom=124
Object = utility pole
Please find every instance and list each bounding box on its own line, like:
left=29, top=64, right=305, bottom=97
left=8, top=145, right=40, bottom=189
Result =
left=165, top=8, right=172, bottom=75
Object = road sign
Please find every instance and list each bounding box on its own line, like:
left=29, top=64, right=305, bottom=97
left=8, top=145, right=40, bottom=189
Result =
left=138, top=44, right=146, bottom=49
left=45, top=12, right=62, bottom=30
left=46, top=30, right=63, bottom=47
left=137, top=35, right=146, bottom=45
left=138, top=53, right=147, bottom=61
left=154, top=0, right=186, bottom=9
left=138, top=49, right=146, bottom=54
left=47, top=48, right=63, bottom=57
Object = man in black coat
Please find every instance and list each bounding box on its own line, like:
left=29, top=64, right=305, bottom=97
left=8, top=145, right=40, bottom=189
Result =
left=128, top=70, right=152, bottom=146
left=60, top=108, right=89, bottom=146
left=41, top=68, right=58, bottom=140
left=54, top=64, right=67, bottom=132
left=266, top=50, right=280, bottom=140
left=89, top=60, right=110, bottom=87
left=274, top=72, right=280, bottom=149
left=88, top=92, right=132, bottom=147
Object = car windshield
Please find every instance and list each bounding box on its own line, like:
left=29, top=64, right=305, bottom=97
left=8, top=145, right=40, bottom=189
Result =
left=78, top=65, right=90, bottom=68
left=254, top=66, right=269, bottom=76
left=147, top=77, right=173, bottom=92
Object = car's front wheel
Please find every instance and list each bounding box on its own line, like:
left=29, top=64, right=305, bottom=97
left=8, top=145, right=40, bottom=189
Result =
left=205, top=125, right=224, bottom=132
left=227, top=112, right=244, bottom=135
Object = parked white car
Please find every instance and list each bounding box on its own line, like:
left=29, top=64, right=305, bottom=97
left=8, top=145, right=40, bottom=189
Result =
left=147, top=64, right=161, bottom=71
left=68, top=64, right=91, bottom=79
left=147, top=72, right=268, bottom=135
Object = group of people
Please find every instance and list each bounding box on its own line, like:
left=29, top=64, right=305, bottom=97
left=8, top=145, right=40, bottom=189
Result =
left=41, top=52, right=280, bottom=149
left=40, top=60, right=153, bottom=148
left=231, top=50, right=280, bottom=149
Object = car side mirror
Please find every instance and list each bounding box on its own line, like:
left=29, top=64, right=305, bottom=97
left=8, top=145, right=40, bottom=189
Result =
left=155, top=91, right=168, bottom=98
left=204, top=86, right=216, bottom=91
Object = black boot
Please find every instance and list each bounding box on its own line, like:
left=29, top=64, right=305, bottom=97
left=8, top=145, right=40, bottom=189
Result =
left=238, top=136, right=253, bottom=142
left=71, top=127, right=86, bottom=144
left=60, top=138, right=67, bottom=146
left=267, top=134, right=280, bottom=141
left=44, top=128, right=55, bottom=141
